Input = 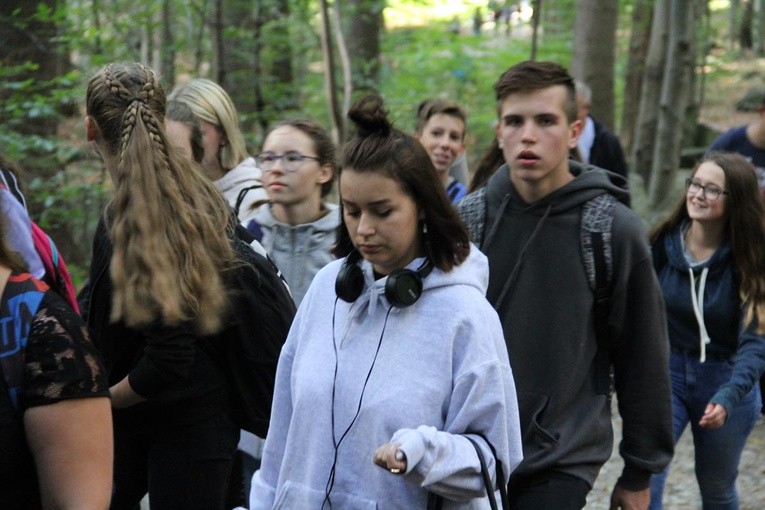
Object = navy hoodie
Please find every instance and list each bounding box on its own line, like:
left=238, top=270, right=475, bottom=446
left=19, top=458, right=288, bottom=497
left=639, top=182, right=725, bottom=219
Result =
left=466, top=160, right=674, bottom=490
left=654, top=225, right=765, bottom=413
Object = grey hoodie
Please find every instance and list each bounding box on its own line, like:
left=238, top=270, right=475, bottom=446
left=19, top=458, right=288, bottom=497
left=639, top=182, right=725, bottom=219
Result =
left=250, top=247, right=522, bottom=509
left=252, top=202, right=340, bottom=306
left=472, top=161, right=673, bottom=490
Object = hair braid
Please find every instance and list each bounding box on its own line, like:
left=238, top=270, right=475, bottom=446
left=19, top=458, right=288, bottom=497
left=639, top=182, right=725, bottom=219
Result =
left=87, top=62, right=235, bottom=334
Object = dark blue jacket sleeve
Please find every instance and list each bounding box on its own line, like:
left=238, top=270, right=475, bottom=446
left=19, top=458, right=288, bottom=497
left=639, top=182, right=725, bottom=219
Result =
left=710, top=324, right=765, bottom=413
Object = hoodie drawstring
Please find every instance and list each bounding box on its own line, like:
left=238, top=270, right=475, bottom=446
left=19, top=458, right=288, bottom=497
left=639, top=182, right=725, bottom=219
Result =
left=688, top=267, right=712, bottom=362
left=493, top=203, right=553, bottom=312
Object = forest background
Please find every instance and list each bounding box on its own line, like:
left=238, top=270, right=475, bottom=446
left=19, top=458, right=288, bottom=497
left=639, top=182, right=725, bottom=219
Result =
left=2, top=0, right=764, bottom=283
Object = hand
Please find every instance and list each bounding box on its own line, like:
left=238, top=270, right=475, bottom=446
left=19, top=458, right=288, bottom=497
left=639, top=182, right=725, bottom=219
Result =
left=699, top=403, right=727, bottom=429
left=373, top=442, right=407, bottom=474
left=609, top=485, right=649, bottom=510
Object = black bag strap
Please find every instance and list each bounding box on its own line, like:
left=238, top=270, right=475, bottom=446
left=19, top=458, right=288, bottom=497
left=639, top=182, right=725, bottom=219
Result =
left=234, top=184, right=264, bottom=219
left=426, top=434, right=508, bottom=510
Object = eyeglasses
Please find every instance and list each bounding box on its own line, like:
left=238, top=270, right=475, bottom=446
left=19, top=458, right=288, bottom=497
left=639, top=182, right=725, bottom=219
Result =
left=685, top=178, right=728, bottom=201
left=255, top=151, right=319, bottom=172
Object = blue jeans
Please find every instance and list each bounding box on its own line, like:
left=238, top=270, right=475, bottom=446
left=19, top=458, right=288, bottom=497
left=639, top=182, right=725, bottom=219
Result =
left=649, top=351, right=762, bottom=510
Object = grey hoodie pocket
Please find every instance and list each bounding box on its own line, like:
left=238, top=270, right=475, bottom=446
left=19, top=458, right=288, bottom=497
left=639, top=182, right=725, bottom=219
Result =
left=273, top=480, right=378, bottom=509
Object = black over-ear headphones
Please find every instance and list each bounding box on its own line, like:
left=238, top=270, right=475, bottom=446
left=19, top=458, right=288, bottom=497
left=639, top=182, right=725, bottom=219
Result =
left=335, top=250, right=434, bottom=307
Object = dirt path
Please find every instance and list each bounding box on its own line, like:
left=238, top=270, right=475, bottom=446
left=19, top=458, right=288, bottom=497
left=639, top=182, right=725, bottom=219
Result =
left=587, top=405, right=765, bottom=509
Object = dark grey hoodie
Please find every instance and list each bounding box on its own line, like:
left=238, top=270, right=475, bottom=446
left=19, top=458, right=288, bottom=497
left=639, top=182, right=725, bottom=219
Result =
left=467, top=161, right=674, bottom=490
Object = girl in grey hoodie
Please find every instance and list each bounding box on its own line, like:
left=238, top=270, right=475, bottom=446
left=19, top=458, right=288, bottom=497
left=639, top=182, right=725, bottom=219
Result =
left=250, top=95, right=521, bottom=509
left=250, top=119, right=340, bottom=306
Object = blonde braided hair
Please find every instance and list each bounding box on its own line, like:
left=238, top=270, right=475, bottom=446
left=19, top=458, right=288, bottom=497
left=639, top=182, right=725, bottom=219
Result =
left=87, top=63, right=235, bottom=334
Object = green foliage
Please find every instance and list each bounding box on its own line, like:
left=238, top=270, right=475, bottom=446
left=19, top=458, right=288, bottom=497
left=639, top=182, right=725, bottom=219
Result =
left=377, top=17, right=572, bottom=167
left=8, top=0, right=752, bottom=274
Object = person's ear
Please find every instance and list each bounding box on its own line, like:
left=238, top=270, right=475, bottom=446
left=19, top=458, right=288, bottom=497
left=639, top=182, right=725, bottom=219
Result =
left=457, top=140, right=466, bottom=156
left=85, top=115, right=99, bottom=142
left=568, top=118, right=583, bottom=149
left=317, top=163, right=334, bottom=185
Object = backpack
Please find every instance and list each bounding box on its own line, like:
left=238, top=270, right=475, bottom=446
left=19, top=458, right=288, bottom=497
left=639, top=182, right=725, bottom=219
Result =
left=29, top=223, right=80, bottom=314
left=458, top=187, right=616, bottom=395
left=0, top=273, right=48, bottom=412
left=0, top=167, right=79, bottom=315
left=217, top=237, right=297, bottom=437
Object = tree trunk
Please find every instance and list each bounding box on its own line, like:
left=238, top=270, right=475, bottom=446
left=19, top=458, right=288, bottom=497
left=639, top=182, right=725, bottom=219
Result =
left=331, top=0, right=354, bottom=117
left=192, top=0, right=209, bottom=74
left=685, top=1, right=709, bottom=148
left=319, top=0, right=344, bottom=143
left=346, top=0, right=383, bottom=93
left=212, top=0, right=224, bottom=84
left=647, top=0, right=695, bottom=210
left=270, top=0, right=296, bottom=112
left=253, top=3, right=267, bottom=135
left=631, top=0, right=669, bottom=188
left=729, top=0, right=740, bottom=50
left=151, top=7, right=162, bottom=74
left=531, top=0, right=543, bottom=60
left=620, top=0, right=654, bottom=153
left=162, top=0, right=175, bottom=87
left=219, top=0, right=257, bottom=134
left=755, top=0, right=765, bottom=55
left=571, top=0, right=618, bottom=130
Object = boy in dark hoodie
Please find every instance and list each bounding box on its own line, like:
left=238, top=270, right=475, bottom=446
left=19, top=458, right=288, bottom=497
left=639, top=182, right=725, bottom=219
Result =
left=458, top=60, right=674, bottom=510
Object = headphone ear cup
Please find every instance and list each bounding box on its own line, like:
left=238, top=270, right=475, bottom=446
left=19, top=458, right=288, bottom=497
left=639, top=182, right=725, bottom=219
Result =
left=336, top=262, right=365, bottom=303
left=385, top=269, right=423, bottom=308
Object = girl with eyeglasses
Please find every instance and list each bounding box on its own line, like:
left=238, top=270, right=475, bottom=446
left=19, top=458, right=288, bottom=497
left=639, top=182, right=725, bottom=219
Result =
left=248, top=119, right=340, bottom=306
left=648, top=151, right=765, bottom=509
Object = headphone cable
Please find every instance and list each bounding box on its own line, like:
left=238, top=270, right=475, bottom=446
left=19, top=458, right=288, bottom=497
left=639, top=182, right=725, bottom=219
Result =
left=322, top=299, right=394, bottom=509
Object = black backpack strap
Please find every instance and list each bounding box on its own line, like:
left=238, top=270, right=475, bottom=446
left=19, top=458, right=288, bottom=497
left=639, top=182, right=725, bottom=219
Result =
left=458, top=187, right=488, bottom=247
left=580, top=194, right=616, bottom=395
left=234, top=184, right=264, bottom=219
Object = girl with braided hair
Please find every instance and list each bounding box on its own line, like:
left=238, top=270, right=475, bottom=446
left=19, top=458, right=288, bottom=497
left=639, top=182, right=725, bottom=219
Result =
left=84, top=62, right=241, bottom=509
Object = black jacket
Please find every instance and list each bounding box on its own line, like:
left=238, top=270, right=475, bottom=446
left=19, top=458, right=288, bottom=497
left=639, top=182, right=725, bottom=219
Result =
left=588, top=116, right=628, bottom=180
left=86, top=217, right=231, bottom=427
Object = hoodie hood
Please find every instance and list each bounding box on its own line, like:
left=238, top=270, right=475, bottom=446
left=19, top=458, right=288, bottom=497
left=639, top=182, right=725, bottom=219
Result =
left=252, top=202, right=340, bottom=306
left=663, top=223, right=732, bottom=274
left=486, top=159, right=629, bottom=217
left=216, top=156, right=262, bottom=191
left=253, top=202, right=340, bottom=233
left=482, top=160, right=628, bottom=310
left=215, top=156, right=269, bottom=222
left=344, top=245, right=489, bottom=318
